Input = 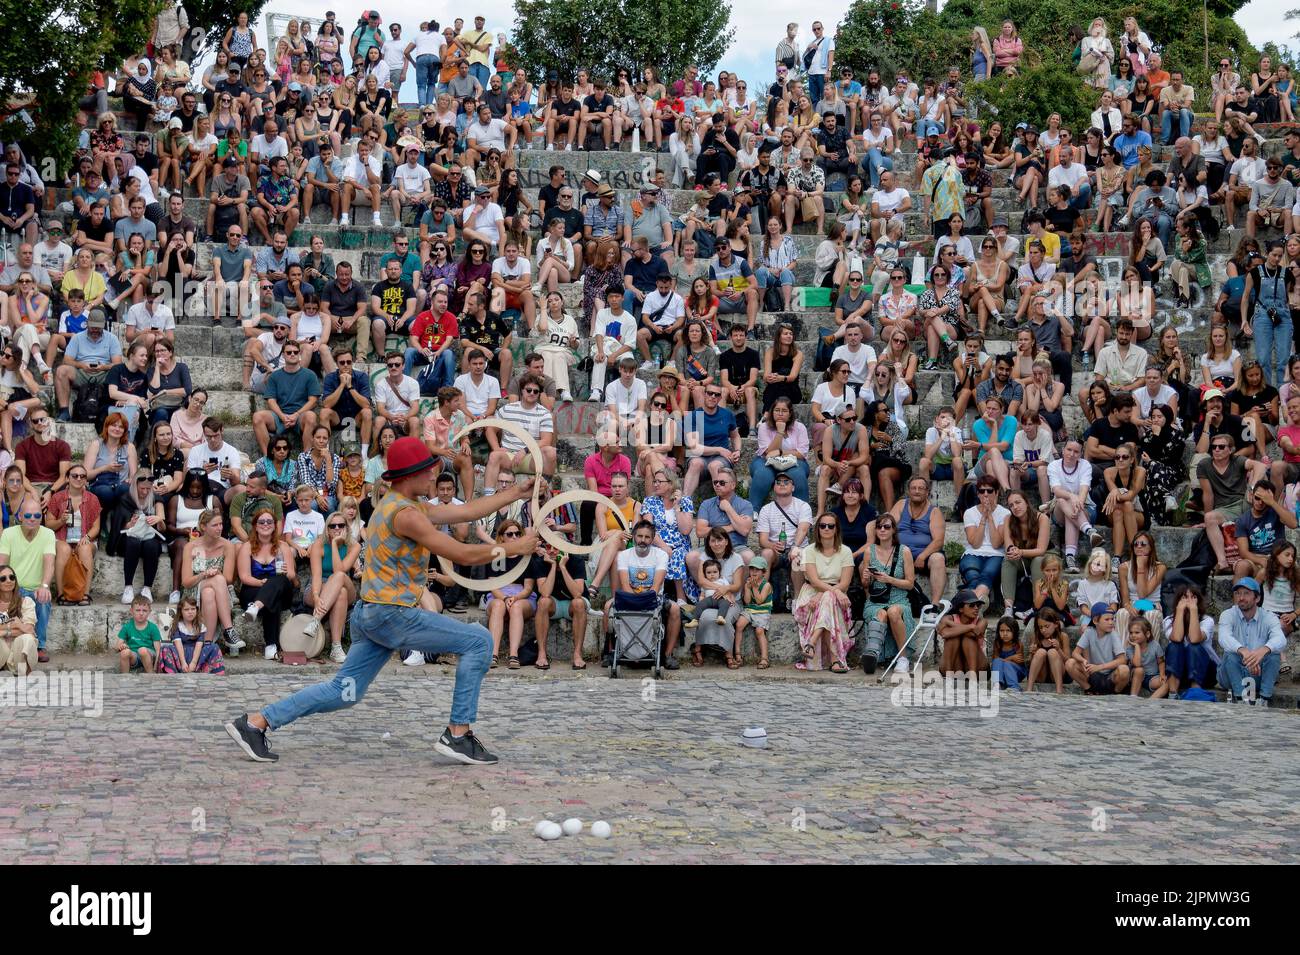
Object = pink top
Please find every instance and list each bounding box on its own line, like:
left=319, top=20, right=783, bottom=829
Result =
left=757, top=420, right=810, bottom=457
left=583, top=451, right=632, bottom=496
left=169, top=408, right=205, bottom=449
left=993, top=35, right=1023, bottom=69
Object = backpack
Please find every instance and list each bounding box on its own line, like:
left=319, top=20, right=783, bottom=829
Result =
left=73, top=379, right=107, bottom=426
left=813, top=327, right=836, bottom=373
left=763, top=281, right=785, bottom=313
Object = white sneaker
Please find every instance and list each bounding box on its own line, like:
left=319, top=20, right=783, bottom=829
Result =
left=826, top=482, right=842, bottom=496
left=140, top=587, right=153, bottom=603
left=120, top=586, right=134, bottom=604
left=1225, top=223, right=1236, bottom=232
left=896, top=656, right=910, bottom=674
left=403, top=650, right=426, bottom=666
left=372, top=212, right=382, bottom=226
left=588, top=388, right=602, bottom=402
left=339, top=213, right=350, bottom=226
left=244, top=603, right=260, bottom=621
left=330, top=218, right=340, bottom=227
left=1164, top=493, right=1178, bottom=514
left=168, top=590, right=181, bottom=605
left=302, top=616, right=321, bottom=638
left=558, top=390, right=573, bottom=402
left=638, top=360, right=658, bottom=372
left=264, top=643, right=278, bottom=660
left=329, top=644, right=347, bottom=664
left=546, top=143, right=554, bottom=151
left=563, top=143, right=572, bottom=151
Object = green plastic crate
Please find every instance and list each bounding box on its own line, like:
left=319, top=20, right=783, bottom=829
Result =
left=797, top=287, right=833, bottom=309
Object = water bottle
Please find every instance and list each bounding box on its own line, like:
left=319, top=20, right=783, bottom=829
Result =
left=68, top=506, right=80, bottom=545
left=274, top=556, right=286, bottom=576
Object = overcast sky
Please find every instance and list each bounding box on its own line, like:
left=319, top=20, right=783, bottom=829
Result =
left=260, top=0, right=1285, bottom=98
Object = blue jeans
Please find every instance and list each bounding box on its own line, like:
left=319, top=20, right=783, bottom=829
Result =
left=991, top=658, right=1025, bottom=691
left=959, top=553, right=1003, bottom=595
left=1160, top=108, right=1193, bottom=143
left=262, top=601, right=492, bottom=729
left=756, top=266, right=795, bottom=289
left=1219, top=648, right=1282, bottom=700
left=860, top=149, right=893, bottom=188
left=1253, top=304, right=1292, bottom=388
left=405, top=346, right=456, bottom=389
left=747, top=457, right=810, bottom=510
left=1069, top=182, right=1092, bottom=210
left=416, top=55, right=439, bottom=105
left=20, top=587, right=50, bottom=649
left=916, top=119, right=945, bottom=139
left=1165, top=639, right=1216, bottom=688
left=469, top=63, right=490, bottom=88
left=807, top=73, right=825, bottom=104
left=1145, top=211, right=1174, bottom=248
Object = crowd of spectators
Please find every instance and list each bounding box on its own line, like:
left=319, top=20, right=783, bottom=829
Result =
left=0, top=5, right=1293, bottom=702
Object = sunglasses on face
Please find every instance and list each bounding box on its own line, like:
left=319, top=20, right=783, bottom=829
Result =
left=706, top=391, right=722, bottom=398
left=327, top=522, right=345, bottom=529
left=817, top=522, right=836, bottom=530
left=0, top=574, right=14, bottom=583
left=20, top=512, right=40, bottom=519
left=256, top=518, right=275, bottom=525
left=977, top=488, right=997, bottom=495
left=503, top=531, right=521, bottom=538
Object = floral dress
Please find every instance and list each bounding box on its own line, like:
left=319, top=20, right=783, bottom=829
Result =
left=793, top=543, right=855, bottom=670
left=157, top=624, right=226, bottom=674
left=641, top=494, right=697, bottom=601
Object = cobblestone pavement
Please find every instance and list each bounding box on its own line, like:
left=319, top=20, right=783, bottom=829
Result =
left=3, top=666, right=1297, bottom=863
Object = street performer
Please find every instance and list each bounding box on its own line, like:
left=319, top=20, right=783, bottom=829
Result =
left=225, top=436, right=539, bottom=766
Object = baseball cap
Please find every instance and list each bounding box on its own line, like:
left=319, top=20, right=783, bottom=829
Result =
left=87, top=308, right=106, bottom=329
left=952, top=589, right=984, bottom=609
left=1202, top=387, right=1225, bottom=403
left=288, top=82, right=303, bottom=92
left=748, top=555, right=769, bottom=570
left=167, top=117, right=183, bottom=130
left=990, top=216, right=1009, bottom=229
left=45, top=219, right=62, bottom=232
left=474, top=185, right=491, bottom=196
left=1233, top=577, right=1262, bottom=595
left=1090, top=602, right=1115, bottom=619
left=272, top=315, right=292, bottom=327
left=773, top=472, right=794, bottom=484
left=223, top=156, right=241, bottom=168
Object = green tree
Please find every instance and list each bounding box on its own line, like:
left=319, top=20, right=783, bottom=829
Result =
left=0, top=0, right=165, bottom=178
left=511, top=0, right=734, bottom=85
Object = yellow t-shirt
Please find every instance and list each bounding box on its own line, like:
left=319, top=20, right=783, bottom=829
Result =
left=0, top=525, right=56, bottom=591
left=800, top=543, right=853, bottom=587
left=459, top=29, right=491, bottom=67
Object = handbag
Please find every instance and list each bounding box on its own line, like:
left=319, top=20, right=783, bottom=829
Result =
left=1077, top=49, right=1101, bottom=75
left=767, top=454, right=798, bottom=471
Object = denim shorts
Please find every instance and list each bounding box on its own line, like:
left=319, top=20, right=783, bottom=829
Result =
left=959, top=553, right=1003, bottom=591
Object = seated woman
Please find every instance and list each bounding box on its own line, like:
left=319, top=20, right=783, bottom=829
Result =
left=999, top=489, right=1050, bottom=616
left=0, top=341, right=43, bottom=453
left=237, top=505, right=299, bottom=659
left=1102, top=441, right=1147, bottom=567
left=858, top=511, right=916, bottom=672
left=181, top=507, right=240, bottom=654
left=156, top=595, right=226, bottom=674
left=147, top=339, right=192, bottom=428
left=633, top=394, right=678, bottom=489
left=0, top=467, right=25, bottom=530
left=484, top=520, right=541, bottom=669
left=301, top=509, right=359, bottom=664
left=685, top=527, right=746, bottom=668
left=1163, top=584, right=1219, bottom=696
left=1025, top=607, right=1071, bottom=692
left=793, top=512, right=855, bottom=673
left=865, top=399, right=910, bottom=512
left=818, top=405, right=871, bottom=514
left=45, top=465, right=100, bottom=606
left=139, top=421, right=185, bottom=504
left=590, top=472, right=640, bottom=591
left=0, top=564, right=39, bottom=674
left=170, top=389, right=209, bottom=453
left=85, top=412, right=137, bottom=515
left=831, top=478, right=876, bottom=563
left=116, top=473, right=165, bottom=603
left=534, top=549, right=591, bottom=671
left=937, top=589, right=989, bottom=675
left=1114, top=529, right=1165, bottom=640
left=672, top=320, right=718, bottom=410
left=166, top=470, right=222, bottom=601
left=260, top=433, right=299, bottom=512
left=297, top=424, right=343, bottom=513
left=749, top=396, right=810, bottom=509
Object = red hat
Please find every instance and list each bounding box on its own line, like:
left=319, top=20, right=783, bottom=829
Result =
left=382, top=436, right=438, bottom=482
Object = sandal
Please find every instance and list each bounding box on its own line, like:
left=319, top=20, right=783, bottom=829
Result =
left=571, top=660, right=587, bottom=670
left=726, top=656, right=740, bottom=669
left=77, top=596, right=92, bottom=606
left=757, top=658, right=770, bottom=669
left=690, top=651, right=703, bottom=667
left=535, top=660, right=550, bottom=670
left=830, top=661, right=849, bottom=673
left=507, top=656, right=520, bottom=669
left=490, top=657, right=499, bottom=669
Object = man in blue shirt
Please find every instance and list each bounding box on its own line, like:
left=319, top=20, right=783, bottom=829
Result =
left=1218, top=578, right=1287, bottom=705
left=319, top=345, right=374, bottom=456
left=690, top=468, right=755, bottom=578
left=682, top=385, right=740, bottom=498
left=1112, top=114, right=1152, bottom=170
left=54, top=311, right=124, bottom=421
left=252, top=340, right=321, bottom=454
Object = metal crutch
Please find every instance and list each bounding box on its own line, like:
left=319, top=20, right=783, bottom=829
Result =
left=877, top=599, right=951, bottom=684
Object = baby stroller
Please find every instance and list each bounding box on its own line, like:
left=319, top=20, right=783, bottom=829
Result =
left=609, top=590, right=664, bottom=679
left=872, top=599, right=952, bottom=684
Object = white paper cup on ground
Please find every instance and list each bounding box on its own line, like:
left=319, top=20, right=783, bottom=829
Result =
left=740, top=727, right=768, bottom=749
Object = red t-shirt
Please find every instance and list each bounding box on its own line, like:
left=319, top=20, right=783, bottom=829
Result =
left=409, top=310, right=458, bottom=351
left=1280, top=424, right=1300, bottom=463
left=583, top=451, right=631, bottom=496
left=15, top=436, right=71, bottom=484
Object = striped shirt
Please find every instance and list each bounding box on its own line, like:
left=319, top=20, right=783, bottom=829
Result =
left=361, top=493, right=428, bottom=607
left=583, top=199, right=623, bottom=238
left=497, top=401, right=553, bottom=453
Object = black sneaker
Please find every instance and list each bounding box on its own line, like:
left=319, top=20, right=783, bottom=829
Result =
left=434, top=728, right=499, bottom=765
left=224, top=714, right=279, bottom=762
left=663, top=654, right=680, bottom=670
left=601, top=652, right=613, bottom=668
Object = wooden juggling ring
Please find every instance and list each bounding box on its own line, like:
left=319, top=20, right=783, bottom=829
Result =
left=435, top=417, right=632, bottom=592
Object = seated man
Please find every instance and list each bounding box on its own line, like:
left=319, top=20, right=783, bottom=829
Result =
left=244, top=314, right=291, bottom=392
left=602, top=519, right=683, bottom=671
left=207, top=222, right=254, bottom=324
left=1231, top=480, right=1297, bottom=583
left=228, top=470, right=286, bottom=542
left=122, top=286, right=176, bottom=354
left=253, top=230, right=298, bottom=286
left=490, top=239, right=534, bottom=331
left=756, top=471, right=810, bottom=613
left=369, top=257, right=417, bottom=360
left=54, top=311, right=123, bottom=421
left=340, top=138, right=383, bottom=227
left=251, top=340, right=321, bottom=455
left=457, top=290, right=513, bottom=384
left=0, top=496, right=55, bottom=663
left=718, top=323, right=760, bottom=437
left=889, top=475, right=947, bottom=608
left=1198, top=432, right=1268, bottom=573
left=387, top=145, right=433, bottom=226
left=682, top=387, right=741, bottom=498
left=302, top=142, right=345, bottom=225
left=1217, top=576, right=1287, bottom=706
left=589, top=285, right=637, bottom=402
left=250, top=157, right=302, bottom=245
left=486, top=372, right=556, bottom=487
left=634, top=270, right=686, bottom=371
left=15, top=408, right=71, bottom=505
left=404, top=287, right=459, bottom=389
left=690, top=467, right=755, bottom=584
left=318, top=347, right=374, bottom=453
left=1065, top=603, right=1131, bottom=694
left=710, top=241, right=758, bottom=333
left=373, top=351, right=422, bottom=437
left=321, top=261, right=368, bottom=363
